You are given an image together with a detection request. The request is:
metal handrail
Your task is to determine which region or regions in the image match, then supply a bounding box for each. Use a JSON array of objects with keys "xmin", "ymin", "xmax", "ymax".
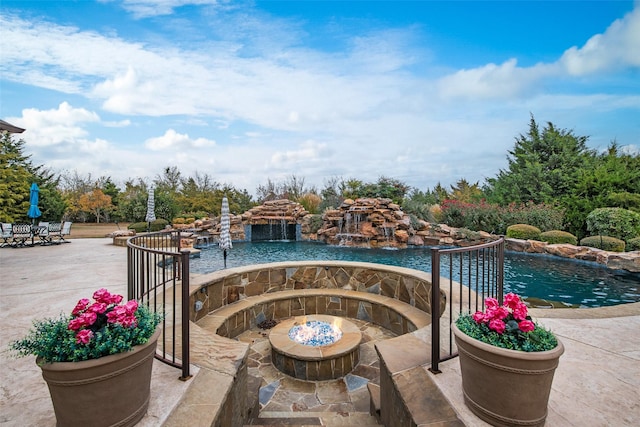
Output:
[
  {"xmin": 430, "ymin": 237, "xmax": 505, "ymax": 373},
  {"xmin": 127, "ymin": 230, "xmax": 191, "ymax": 380}
]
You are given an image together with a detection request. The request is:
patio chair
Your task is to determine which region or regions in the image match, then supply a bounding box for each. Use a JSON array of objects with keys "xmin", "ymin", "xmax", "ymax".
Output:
[
  {"xmin": 38, "ymin": 221, "xmax": 51, "ymax": 245},
  {"xmin": 47, "ymin": 222, "xmax": 63, "ymax": 244},
  {"xmin": 1, "ymin": 223, "xmax": 13, "ymax": 247},
  {"xmin": 59, "ymin": 221, "xmax": 72, "ymax": 243},
  {"xmin": 11, "ymin": 224, "xmax": 33, "ymax": 247}
]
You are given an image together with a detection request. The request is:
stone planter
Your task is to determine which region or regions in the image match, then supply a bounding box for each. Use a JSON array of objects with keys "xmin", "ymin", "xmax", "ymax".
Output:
[
  {"xmin": 38, "ymin": 329, "xmax": 160, "ymax": 427},
  {"xmin": 452, "ymin": 323, "xmax": 563, "ymax": 427}
]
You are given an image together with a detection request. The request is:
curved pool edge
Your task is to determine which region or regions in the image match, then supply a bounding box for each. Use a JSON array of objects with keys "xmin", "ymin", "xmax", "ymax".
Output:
[{"xmin": 530, "ymin": 300, "xmax": 640, "ymax": 318}]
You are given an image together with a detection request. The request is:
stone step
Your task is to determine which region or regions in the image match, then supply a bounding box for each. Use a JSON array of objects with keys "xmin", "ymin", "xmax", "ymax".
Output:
[
  {"xmin": 366, "ymin": 382, "xmax": 381, "ymax": 423},
  {"xmin": 249, "ymin": 412, "xmax": 381, "ymax": 426},
  {"xmin": 244, "ymin": 417, "xmax": 321, "ymax": 426}
]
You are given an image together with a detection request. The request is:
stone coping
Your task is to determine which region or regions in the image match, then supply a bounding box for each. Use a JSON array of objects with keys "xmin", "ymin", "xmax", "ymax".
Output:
[{"xmin": 189, "ymin": 259, "xmax": 434, "ymax": 289}]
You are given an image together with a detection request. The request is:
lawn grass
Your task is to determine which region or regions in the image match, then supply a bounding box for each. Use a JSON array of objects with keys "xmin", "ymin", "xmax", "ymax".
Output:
[{"xmin": 68, "ymin": 223, "xmax": 132, "ymax": 238}]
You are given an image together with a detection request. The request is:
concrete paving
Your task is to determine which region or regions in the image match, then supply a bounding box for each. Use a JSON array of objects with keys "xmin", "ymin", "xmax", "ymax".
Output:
[{"xmin": 1, "ymin": 238, "xmax": 639, "ymax": 426}]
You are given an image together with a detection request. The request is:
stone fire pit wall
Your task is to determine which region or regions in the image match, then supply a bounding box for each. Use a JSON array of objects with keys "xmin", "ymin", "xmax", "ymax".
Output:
[
  {"xmin": 187, "ymin": 261, "xmax": 448, "ymax": 427},
  {"xmin": 190, "ymin": 261, "xmax": 441, "ymax": 323}
]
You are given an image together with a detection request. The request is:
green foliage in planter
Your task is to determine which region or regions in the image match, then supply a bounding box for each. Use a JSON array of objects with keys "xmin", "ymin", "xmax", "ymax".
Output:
[
  {"xmin": 506, "ymin": 224, "xmax": 541, "ymax": 240},
  {"xmin": 580, "ymin": 235, "xmax": 626, "ymax": 252},
  {"xmin": 627, "ymin": 237, "xmax": 640, "ymax": 252},
  {"xmin": 10, "ymin": 305, "xmax": 163, "ymax": 363},
  {"xmin": 456, "ymin": 314, "xmax": 558, "ymax": 352},
  {"xmin": 586, "ymin": 207, "xmax": 640, "ymax": 242},
  {"xmin": 128, "ymin": 219, "xmax": 169, "ymax": 232},
  {"xmin": 539, "ymin": 230, "xmax": 578, "ymax": 245}
]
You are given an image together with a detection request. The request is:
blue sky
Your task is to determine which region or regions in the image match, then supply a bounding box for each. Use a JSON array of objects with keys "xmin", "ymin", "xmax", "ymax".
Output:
[{"xmin": 1, "ymin": 0, "xmax": 639, "ymax": 196}]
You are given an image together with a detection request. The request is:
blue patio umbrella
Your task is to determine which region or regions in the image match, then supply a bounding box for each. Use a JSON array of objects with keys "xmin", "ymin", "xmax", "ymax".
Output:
[{"xmin": 27, "ymin": 182, "xmax": 42, "ymax": 223}]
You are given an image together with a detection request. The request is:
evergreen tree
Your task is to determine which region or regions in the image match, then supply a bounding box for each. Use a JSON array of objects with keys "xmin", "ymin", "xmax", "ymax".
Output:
[
  {"xmin": 0, "ymin": 132, "xmax": 66, "ymax": 222},
  {"xmin": 484, "ymin": 116, "xmax": 592, "ymax": 205},
  {"xmin": 0, "ymin": 132, "xmax": 33, "ymax": 222}
]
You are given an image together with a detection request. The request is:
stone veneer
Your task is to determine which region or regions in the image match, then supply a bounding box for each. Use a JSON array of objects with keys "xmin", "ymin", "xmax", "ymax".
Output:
[{"xmin": 191, "ymin": 261, "xmax": 442, "ymax": 324}]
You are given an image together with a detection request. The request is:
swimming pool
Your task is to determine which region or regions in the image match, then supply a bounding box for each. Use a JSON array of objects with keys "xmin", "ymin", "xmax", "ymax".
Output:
[{"xmin": 189, "ymin": 241, "xmax": 640, "ymax": 308}]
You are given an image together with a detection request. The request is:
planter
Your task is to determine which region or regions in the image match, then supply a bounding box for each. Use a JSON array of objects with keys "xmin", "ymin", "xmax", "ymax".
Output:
[
  {"xmin": 38, "ymin": 329, "xmax": 160, "ymax": 427},
  {"xmin": 452, "ymin": 323, "xmax": 563, "ymax": 427}
]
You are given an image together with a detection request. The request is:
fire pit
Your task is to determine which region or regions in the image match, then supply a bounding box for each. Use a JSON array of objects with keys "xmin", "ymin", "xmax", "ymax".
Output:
[{"xmin": 269, "ymin": 314, "xmax": 362, "ymax": 380}]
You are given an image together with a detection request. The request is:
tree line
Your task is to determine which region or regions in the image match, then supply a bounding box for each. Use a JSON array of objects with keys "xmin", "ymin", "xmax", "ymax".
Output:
[{"xmin": 1, "ymin": 116, "xmax": 639, "ymax": 239}]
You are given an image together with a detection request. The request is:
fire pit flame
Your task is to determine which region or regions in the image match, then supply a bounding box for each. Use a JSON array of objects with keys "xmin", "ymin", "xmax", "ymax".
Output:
[{"xmin": 288, "ymin": 319, "xmax": 343, "ymax": 346}]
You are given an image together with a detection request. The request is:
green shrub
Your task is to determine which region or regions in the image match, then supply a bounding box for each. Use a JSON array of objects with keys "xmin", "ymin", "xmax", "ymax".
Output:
[
  {"xmin": 626, "ymin": 237, "xmax": 640, "ymax": 252},
  {"xmin": 539, "ymin": 230, "xmax": 578, "ymax": 245},
  {"xmin": 586, "ymin": 207, "xmax": 640, "ymax": 242},
  {"xmin": 128, "ymin": 219, "xmax": 169, "ymax": 232},
  {"xmin": 307, "ymin": 214, "xmax": 324, "ymax": 234},
  {"xmin": 506, "ymin": 224, "xmax": 541, "ymax": 240},
  {"xmin": 504, "ymin": 202, "xmax": 565, "ymax": 232},
  {"xmin": 438, "ymin": 200, "xmax": 563, "ymax": 235},
  {"xmin": 173, "ymin": 218, "xmax": 185, "ymax": 225},
  {"xmin": 579, "ymin": 235, "xmax": 626, "ymax": 252}
]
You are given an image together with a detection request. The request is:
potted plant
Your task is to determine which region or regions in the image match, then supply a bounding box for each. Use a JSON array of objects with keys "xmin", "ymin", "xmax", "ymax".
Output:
[
  {"xmin": 10, "ymin": 288, "xmax": 163, "ymax": 427},
  {"xmin": 452, "ymin": 293, "xmax": 563, "ymax": 427}
]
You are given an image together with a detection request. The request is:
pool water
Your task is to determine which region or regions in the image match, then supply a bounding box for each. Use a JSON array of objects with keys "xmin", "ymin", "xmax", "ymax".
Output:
[{"xmin": 189, "ymin": 241, "xmax": 640, "ymax": 308}]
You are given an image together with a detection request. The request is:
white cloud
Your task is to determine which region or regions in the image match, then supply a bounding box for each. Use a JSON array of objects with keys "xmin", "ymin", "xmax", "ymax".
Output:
[
  {"xmin": 104, "ymin": 0, "xmax": 220, "ymax": 19},
  {"xmin": 145, "ymin": 129, "xmax": 216, "ymax": 150},
  {"xmin": 10, "ymin": 102, "xmax": 100, "ymax": 147},
  {"xmin": 437, "ymin": 59, "xmax": 556, "ymax": 100},
  {"xmin": 560, "ymin": 6, "xmax": 640, "ymax": 75},
  {"xmin": 104, "ymin": 119, "xmax": 132, "ymax": 128},
  {"xmin": 269, "ymin": 140, "xmax": 331, "ymax": 167}
]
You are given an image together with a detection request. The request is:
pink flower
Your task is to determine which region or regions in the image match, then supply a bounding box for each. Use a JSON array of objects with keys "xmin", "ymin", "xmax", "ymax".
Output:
[
  {"xmin": 107, "ymin": 306, "xmax": 126, "ymax": 324},
  {"xmin": 72, "ymin": 298, "xmax": 90, "ymax": 316},
  {"xmin": 503, "ymin": 293, "xmax": 521, "ymax": 310},
  {"xmin": 485, "ymin": 297, "xmax": 499, "ymax": 310},
  {"xmin": 472, "ymin": 311, "xmax": 485, "ymax": 323},
  {"xmin": 489, "ymin": 318, "xmax": 506, "ymax": 334},
  {"xmin": 124, "ymin": 300, "xmax": 138, "ymax": 314},
  {"xmin": 109, "ymin": 294, "xmax": 123, "ymax": 304},
  {"xmin": 92, "ymin": 288, "xmax": 112, "ymax": 304},
  {"xmin": 88, "ymin": 302, "xmax": 108, "ymax": 314},
  {"xmin": 68, "ymin": 317, "xmax": 85, "ymax": 331},
  {"xmin": 81, "ymin": 311, "xmax": 97, "ymax": 326},
  {"xmin": 513, "ymin": 302, "xmax": 529, "ymax": 321},
  {"xmin": 76, "ymin": 329, "xmax": 94, "ymax": 345},
  {"xmin": 519, "ymin": 320, "xmax": 535, "ymax": 332},
  {"xmin": 485, "ymin": 306, "xmax": 509, "ymax": 322}
]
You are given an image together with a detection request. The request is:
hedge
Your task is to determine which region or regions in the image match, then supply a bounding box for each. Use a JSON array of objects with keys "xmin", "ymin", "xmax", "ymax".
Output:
[
  {"xmin": 626, "ymin": 237, "xmax": 640, "ymax": 252},
  {"xmin": 506, "ymin": 224, "xmax": 541, "ymax": 240},
  {"xmin": 539, "ymin": 230, "xmax": 578, "ymax": 245},
  {"xmin": 128, "ymin": 219, "xmax": 169, "ymax": 232},
  {"xmin": 579, "ymin": 235, "xmax": 626, "ymax": 252}
]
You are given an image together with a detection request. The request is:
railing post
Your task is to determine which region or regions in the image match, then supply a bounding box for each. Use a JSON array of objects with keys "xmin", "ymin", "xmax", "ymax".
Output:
[
  {"xmin": 179, "ymin": 249, "xmax": 192, "ymax": 381},
  {"xmin": 430, "ymin": 248, "xmax": 441, "ymax": 374}
]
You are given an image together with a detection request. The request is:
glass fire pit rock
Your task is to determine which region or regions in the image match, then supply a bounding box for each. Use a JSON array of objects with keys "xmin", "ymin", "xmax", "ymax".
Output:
[{"xmin": 269, "ymin": 315, "xmax": 362, "ymax": 381}]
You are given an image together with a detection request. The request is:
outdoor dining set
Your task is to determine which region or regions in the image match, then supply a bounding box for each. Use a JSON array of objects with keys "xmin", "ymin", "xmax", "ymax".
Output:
[{"xmin": 0, "ymin": 221, "xmax": 72, "ymax": 248}]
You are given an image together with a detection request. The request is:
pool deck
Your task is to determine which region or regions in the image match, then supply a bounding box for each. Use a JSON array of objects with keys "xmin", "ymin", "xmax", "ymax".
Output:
[{"xmin": 1, "ymin": 238, "xmax": 639, "ymax": 426}]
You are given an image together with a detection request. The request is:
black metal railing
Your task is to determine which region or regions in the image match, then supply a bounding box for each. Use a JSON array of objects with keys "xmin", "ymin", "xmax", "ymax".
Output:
[
  {"xmin": 127, "ymin": 231, "xmax": 191, "ymax": 380},
  {"xmin": 430, "ymin": 237, "xmax": 505, "ymax": 373}
]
